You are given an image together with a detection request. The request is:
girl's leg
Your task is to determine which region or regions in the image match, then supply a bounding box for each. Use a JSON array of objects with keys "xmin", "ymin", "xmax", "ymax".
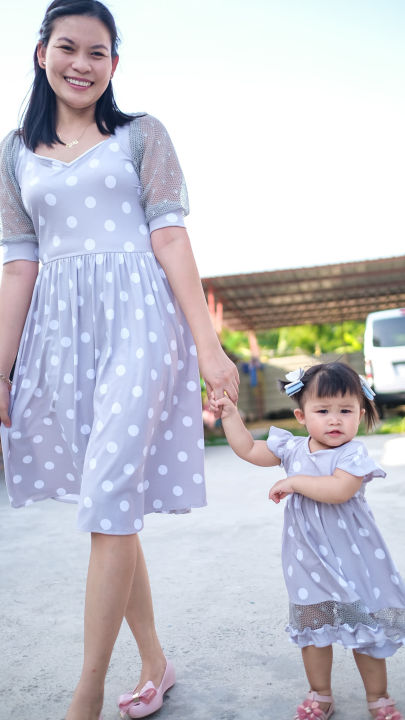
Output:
[
  {"xmin": 352, "ymin": 650, "xmax": 388, "ymax": 716},
  {"xmin": 124, "ymin": 534, "xmax": 167, "ymax": 690},
  {"xmin": 66, "ymin": 532, "xmax": 139, "ymax": 720},
  {"xmin": 301, "ymin": 645, "xmax": 334, "ymax": 713}
]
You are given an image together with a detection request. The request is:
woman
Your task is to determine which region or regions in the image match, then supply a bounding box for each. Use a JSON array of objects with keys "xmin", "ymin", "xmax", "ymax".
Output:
[{"xmin": 0, "ymin": 1, "xmax": 239, "ymax": 718}]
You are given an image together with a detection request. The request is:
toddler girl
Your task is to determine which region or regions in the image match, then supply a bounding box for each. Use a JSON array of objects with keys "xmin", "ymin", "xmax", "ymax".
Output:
[{"xmin": 212, "ymin": 362, "xmax": 405, "ymax": 720}]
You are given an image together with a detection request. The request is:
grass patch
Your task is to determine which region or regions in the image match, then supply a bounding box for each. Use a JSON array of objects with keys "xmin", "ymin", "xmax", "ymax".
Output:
[{"xmin": 377, "ymin": 416, "xmax": 405, "ymax": 434}]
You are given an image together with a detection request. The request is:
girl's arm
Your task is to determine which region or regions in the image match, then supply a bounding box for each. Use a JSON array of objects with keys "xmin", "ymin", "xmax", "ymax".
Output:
[
  {"xmin": 0, "ymin": 259, "xmax": 38, "ymax": 427},
  {"xmin": 211, "ymin": 394, "xmax": 281, "ymax": 467},
  {"xmin": 151, "ymin": 227, "xmax": 239, "ymax": 402},
  {"xmin": 269, "ymin": 469, "xmax": 363, "ymax": 504}
]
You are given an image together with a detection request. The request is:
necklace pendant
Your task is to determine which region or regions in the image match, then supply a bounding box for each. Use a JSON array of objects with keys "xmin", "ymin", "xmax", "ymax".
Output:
[{"xmin": 65, "ymin": 139, "xmax": 79, "ymax": 149}]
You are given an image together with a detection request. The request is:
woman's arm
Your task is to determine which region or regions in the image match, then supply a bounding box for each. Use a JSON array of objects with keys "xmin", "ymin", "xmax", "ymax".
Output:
[
  {"xmin": 0, "ymin": 259, "xmax": 38, "ymax": 426},
  {"xmin": 151, "ymin": 226, "xmax": 239, "ymax": 402},
  {"xmin": 269, "ymin": 469, "xmax": 363, "ymax": 504},
  {"xmin": 211, "ymin": 394, "xmax": 280, "ymax": 467}
]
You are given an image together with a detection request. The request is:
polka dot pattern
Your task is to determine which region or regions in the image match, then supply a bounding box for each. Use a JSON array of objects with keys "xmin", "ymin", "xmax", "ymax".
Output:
[
  {"xmin": 265, "ymin": 427, "xmax": 405, "ymax": 648},
  {"xmin": 4, "ymin": 121, "xmax": 205, "ymax": 536}
]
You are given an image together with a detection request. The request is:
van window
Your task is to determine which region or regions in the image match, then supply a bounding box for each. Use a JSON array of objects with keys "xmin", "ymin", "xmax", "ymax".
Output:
[{"xmin": 372, "ymin": 316, "xmax": 405, "ymax": 347}]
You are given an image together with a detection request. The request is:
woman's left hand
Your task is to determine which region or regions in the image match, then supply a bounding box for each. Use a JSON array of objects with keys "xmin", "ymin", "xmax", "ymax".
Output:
[{"xmin": 198, "ymin": 345, "xmax": 240, "ymax": 408}]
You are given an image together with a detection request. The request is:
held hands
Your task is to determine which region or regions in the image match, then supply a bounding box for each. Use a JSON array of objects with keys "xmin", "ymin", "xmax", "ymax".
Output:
[
  {"xmin": 209, "ymin": 392, "xmax": 238, "ymax": 419},
  {"xmin": 199, "ymin": 346, "xmax": 239, "ymax": 418}
]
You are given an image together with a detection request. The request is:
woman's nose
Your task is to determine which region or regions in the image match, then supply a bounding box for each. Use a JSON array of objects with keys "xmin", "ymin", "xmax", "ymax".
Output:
[{"xmin": 71, "ymin": 55, "xmax": 92, "ymax": 73}]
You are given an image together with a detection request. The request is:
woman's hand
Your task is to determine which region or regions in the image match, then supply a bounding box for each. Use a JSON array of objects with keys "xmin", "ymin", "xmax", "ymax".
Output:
[
  {"xmin": 198, "ymin": 345, "xmax": 239, "ymax": 406},
  {"xmin": 268, "ymin": 477, "xmax": 294, "ymax": 503},
  {"xmin": 209, "ymin": 392, "xmax": 238, "ymax": 419},
  {"xmin": 0, "ymin": 383, "xmax": 11, "ymax": 428}
]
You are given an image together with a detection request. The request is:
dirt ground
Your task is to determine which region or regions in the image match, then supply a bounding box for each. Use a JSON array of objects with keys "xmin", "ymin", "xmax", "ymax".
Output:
[{"xmin": 0, "ymin": 433, "xmax": 404, "ymax": 720}]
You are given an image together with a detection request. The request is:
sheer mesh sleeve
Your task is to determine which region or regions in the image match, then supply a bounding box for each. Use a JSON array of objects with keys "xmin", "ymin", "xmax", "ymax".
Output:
[
  {"xmin": 0, "ymin": 130, "xmax": 38, "ymax": 261},
  {"xmin": 128, "ymin": 114, "xmax": 189, "ymax": 225}
]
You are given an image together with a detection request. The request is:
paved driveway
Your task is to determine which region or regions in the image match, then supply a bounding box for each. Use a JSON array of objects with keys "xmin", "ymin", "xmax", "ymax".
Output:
[{"xmin": 0, "ymin": 434, "xmax": 404, "ymax": 719}]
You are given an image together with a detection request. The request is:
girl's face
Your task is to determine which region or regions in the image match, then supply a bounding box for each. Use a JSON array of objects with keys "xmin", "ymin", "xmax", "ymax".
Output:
[
  {"xmin": 37, "ymin": 14, "xmax": 119, "ymax": 115},
  {"xmin": 294, "ymin": 392, "xmax": 365, "ymax": 452}
]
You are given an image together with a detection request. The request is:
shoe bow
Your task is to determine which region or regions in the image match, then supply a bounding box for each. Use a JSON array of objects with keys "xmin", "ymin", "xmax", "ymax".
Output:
[
  {"xmin": 376, "ymin": 709, "xmax": 402, "ymax": 720},
  {"xmin": 118, "ymin": 682, "xmax": 157, "ymax": 715},
  {"xmin": 296, "ymin": 699, "xmax": 325, "ymax": 719}
]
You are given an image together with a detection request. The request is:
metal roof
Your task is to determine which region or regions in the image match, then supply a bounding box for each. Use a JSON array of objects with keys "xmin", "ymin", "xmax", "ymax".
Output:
[{"xmin": 202, "ymin": 255, "xmax": 405, "ymax": 331}]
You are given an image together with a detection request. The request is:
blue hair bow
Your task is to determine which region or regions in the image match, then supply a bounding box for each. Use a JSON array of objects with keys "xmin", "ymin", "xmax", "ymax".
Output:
[
  {"xmin": 359, "ymin": 375, "xmax": 375, "ymax": 401},
  {"xmin": 284, "ymin": 368, "xmax": 305, "ymax": 397}
]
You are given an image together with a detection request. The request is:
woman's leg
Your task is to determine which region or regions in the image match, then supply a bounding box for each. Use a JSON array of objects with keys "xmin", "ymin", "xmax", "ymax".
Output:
[
  {"xmin": 352, "ymin": 650, "xmax": 388, "ymax": 716},
  {"xmin": 66, "ymin": 532, "xmax": 139, "ymax": 720},
  {"xmin": 124, "ymin": 535, "xmax": 167, "ymax": 690},
  {"xmin": 301, "ymin": 645, "xmax": 334, "ymax": 713}
]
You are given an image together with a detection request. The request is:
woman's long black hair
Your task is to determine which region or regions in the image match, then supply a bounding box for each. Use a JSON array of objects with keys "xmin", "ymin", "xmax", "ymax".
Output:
[{"xmin": 21, "ymin": 0, "xmax": 135, "ymax": 150}]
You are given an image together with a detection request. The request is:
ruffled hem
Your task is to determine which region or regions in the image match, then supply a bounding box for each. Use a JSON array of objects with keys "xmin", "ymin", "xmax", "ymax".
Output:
[{"xmin": 287, "ymin": 621, "xmax": 405, "ymax": 658}]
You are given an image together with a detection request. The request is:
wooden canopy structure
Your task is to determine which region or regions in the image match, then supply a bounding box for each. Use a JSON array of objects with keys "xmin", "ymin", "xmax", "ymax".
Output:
[{"xmin": 202, "ymin": 255, "xmax": 405, "ymax": 332}]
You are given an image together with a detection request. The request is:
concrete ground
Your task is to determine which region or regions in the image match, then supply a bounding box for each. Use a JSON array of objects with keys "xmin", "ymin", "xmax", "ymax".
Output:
[{"xmin": 0, "ymin": 433, "xmax": 404, "ymax": 720}]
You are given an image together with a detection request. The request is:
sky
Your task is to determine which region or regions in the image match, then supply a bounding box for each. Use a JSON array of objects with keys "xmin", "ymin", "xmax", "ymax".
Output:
[{"xmin": 1, "ymin": 0, "xmax": 405, "ymax": 278}]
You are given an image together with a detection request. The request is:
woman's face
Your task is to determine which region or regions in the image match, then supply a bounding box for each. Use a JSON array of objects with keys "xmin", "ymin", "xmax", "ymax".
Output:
[{"xmin": 37, "ymin": 14, "xmax": 119, "ymax": 114}]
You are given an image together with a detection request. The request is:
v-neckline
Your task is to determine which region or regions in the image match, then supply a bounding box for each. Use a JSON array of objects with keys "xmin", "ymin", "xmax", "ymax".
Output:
[{"xmin": 31, "ymin": 138, "xmax": 110, "ymax": 167}]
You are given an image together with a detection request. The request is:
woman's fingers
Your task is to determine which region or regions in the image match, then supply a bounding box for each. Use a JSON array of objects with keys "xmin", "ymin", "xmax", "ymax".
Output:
[
  {"xmin": 0, "ymin": 407, "xmax": 11, "ymax": 427},
  {"xmin": 0, "ymin": 387, "xmax": 11, "ymax": 427}
]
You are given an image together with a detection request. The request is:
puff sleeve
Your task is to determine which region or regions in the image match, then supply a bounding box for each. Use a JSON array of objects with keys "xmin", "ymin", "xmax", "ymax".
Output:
[
  {"xmin": 128, "ymin": 114, "xmax": 189, "ymax": 232},
  {"xmin": 0, "ymin": 130, "xmax": 38, "ymax": 264},
  {"xmin": 267, "ymin": 426, "xmax": 297, "ymax": 463},
  {"xmin": 335, "ymin": 440, "xmax": 386, "ymax": 483}
]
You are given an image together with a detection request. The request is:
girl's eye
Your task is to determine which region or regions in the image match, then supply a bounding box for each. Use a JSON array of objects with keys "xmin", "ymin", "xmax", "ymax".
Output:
[
  {"xmin": 92, "ymin": 51, "xmax": 105, "ymax": 57},
  {"xmin": 341, "ymin": 409, "xmax": 351, "ymax": 414},
  {"xmin": 317, "ymin": 409, "xmax": 327, "ymax": 414},
  {"xmin": 59, "ymin": 45, "xmax": 73, "ymax": 51}
]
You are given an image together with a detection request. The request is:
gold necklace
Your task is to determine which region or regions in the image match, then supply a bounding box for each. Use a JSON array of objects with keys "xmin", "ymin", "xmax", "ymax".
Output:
[{"xmin": 58, "ymin": 123, "xmax": 93, "ymax": 149}]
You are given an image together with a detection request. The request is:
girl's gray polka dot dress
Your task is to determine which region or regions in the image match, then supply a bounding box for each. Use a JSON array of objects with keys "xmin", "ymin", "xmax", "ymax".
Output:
[
  {"xmin": 267, "ymin": 427, "xmax": 405, "ymax": 658},
  {"xmin": 0, "ymin": 117, "xmax": 206, "ymax": 534}
]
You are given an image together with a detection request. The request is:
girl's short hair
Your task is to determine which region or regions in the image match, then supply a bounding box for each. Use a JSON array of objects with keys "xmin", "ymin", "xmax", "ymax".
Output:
[
  {"xmin": 278, "ymin": 361, "xmax": 379, "ymax": 431},
  {"xmin": 21, "ymin": 0, "xmax": 135, "ymax": 150}
]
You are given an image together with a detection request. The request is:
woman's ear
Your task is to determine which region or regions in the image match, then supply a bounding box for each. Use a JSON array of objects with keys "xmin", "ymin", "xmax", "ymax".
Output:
[
  {"xmin": 294, "ymin": 407, "xmax": 306, "ymax": 425},
  {"xmin": 111, "ymin": 54, "xmax": 119, "ymax": 78},
  {"xmin": 37, "ymin": 42, "xmax": 47, "ymax": 69}
]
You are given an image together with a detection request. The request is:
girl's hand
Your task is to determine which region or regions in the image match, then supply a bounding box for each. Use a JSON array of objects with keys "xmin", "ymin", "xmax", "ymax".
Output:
[
  {"xmin": 199, "ymin": 346, "xmax": 239, "ymax": 418},
  {"xmin": 268, "ymin": 477, "xmax": 294, "ymax": 504},
  {"xmin": 209, "ymin": 392, "xmax": 237, "ymax": 419},
  {"xmin": 0, "ymin": 383, "xmax": 11, "ymax": 428}
]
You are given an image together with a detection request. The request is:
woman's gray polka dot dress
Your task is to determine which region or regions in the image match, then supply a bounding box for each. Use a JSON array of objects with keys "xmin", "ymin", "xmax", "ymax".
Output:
[
  {"xmin": 267, "ymin": 427, "xmax": 405, "ymax": 658},
  {"xmin": 1, "ymin": 119, "xmax": 206, "ymax": 534}
]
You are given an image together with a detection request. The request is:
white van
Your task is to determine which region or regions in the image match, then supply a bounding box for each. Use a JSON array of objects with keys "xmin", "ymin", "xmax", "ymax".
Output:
[{"xmin": 364, "ymin": 308, "xmax": 405, "ymax": 409}]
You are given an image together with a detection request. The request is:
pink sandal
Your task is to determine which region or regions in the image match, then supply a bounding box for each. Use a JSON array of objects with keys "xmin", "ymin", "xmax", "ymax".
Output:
[
  {"xmin": 368, "ymin": 697, "xmax": 404, "ymax": 720},
  {"xmin": 295, "ymin": 691, "xmax": 335, "ymax": 720}
]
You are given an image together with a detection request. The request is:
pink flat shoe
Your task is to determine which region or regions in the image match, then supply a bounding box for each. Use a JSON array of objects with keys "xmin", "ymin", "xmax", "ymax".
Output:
[
  {"xmin": 118, "ymin": 660, "xmax": 175, "ymax": 718},
  {"xmin": 368, "ymin": 696, "xmax": 404, "ymax": 720},
  {"xmin": 295, "ymin": 691, "xmax": 335, "ymax": 720}
]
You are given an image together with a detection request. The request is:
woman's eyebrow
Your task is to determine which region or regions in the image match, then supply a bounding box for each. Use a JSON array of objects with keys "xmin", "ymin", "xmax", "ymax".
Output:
[{"xmin": 55, "ymin": 36, "xmax": 75, "ymax": 43}]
